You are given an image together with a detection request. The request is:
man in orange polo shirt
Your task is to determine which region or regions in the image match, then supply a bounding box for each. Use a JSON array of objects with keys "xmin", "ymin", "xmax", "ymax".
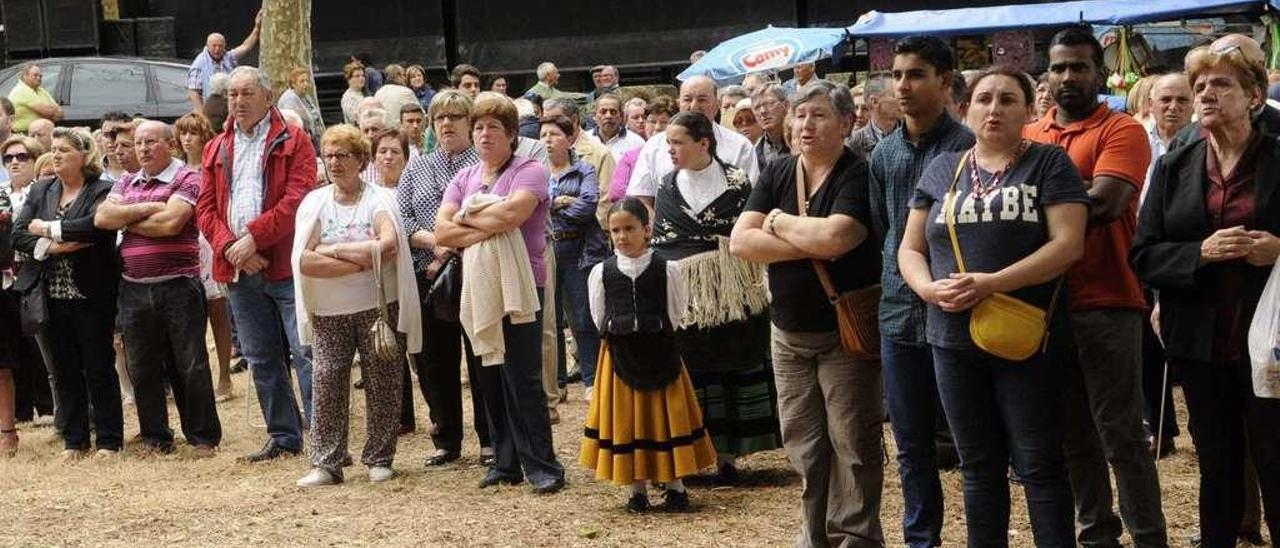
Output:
[{"xmin": 1024, "ymin": 25, "xmax": 1168, "ymax": 548}]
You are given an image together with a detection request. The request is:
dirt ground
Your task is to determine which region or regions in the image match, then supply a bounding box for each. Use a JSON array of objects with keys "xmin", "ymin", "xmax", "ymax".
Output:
[{"xmin": 0, "ymin": 352, "xmax": 1225, "ymax": 547}]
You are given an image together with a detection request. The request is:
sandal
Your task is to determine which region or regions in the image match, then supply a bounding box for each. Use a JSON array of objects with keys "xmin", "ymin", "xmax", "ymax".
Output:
[{"xmin": 0, "ymin": 429, "xmax": 17, "ymax": 458}]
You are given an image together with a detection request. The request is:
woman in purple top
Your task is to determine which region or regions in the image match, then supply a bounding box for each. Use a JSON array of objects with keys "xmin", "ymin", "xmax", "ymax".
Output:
[{"xmin": 435, "ymin": 91, "xmax": 565, "ymax": 494}]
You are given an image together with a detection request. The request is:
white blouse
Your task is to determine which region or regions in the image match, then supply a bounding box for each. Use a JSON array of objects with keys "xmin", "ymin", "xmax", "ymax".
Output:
[
  {"xmin": 676, "ymin": 161, "xmax": 728, "ymax": 216},
  {"xmin": 588, "ymin": 248, "xmax": 687, "ymax": 331}
]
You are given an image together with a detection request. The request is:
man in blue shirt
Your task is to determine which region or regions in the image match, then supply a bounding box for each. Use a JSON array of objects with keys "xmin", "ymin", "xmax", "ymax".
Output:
[{"xmin": 867, "ymin": 35, "xmax": 975, "ymax": 548}]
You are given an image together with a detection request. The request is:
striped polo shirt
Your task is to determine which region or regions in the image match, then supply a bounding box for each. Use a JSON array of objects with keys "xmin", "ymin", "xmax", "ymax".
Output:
[{"xmin": 109, "ymin": 158, "xmax": 202, "ymax": 282}]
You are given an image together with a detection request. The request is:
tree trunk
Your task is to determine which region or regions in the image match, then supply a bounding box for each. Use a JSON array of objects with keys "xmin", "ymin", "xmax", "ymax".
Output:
[{"xmin": 260, "ymin": 0, "xmax": 321, "ymax": 130}]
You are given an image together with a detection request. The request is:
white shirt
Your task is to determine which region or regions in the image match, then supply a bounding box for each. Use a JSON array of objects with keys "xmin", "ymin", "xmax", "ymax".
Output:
[
  {"xmin": 1141, "ymin": 123, "xmax": 1174, "ymax": 208},
  {"xmin": 627, "ymin": 122, "xmax": 758, "ymax": 199},
  {"xmin": 229, "ymin": 119, "xmax": 270, "ymax": 237},
  {"xmin": 588, "ymin": 248, "xmax": 686, "ymax": 331},
  {"xmin": 307, "ymin": 190, "xmax": 398, "ymax": 316},
  {"xmin": 594, "ymin": 126, "xmax": 646, "ymax": 161},
  {"xmin": 676, "ymin": 161, "xmax": 728, "ymax": 216}
]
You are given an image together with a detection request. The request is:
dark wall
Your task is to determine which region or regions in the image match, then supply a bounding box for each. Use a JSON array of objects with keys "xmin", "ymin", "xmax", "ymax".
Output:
[
  {"xmin": 455, "ymin": 1, "xmax": 798, "ymax": 75},
  {"xmin": 143, "ymin": 0, "xmax": 446, "ymax": 70}
]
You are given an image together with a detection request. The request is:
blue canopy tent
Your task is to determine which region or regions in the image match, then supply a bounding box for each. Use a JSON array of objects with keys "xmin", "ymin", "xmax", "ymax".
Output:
[
  {"xmin": 847, "ymin": 0, "xmax": 1280, "ymax": 37},
  {"xmin": 677, "ymin": 25, "xmax": 850, "ymax": 83}
]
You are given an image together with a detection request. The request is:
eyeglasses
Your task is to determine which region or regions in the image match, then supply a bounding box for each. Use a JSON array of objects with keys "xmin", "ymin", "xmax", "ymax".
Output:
[
  {"xmin": 322, "ymin": 151, "xmax": 355, "ymax": 162},
  {"xmin": 2, "ymin": 152, "xmax": 31, "ymax": 163}
]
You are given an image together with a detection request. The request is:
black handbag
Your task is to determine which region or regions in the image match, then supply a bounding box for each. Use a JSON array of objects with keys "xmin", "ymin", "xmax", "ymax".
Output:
[
  {"xmin": 428, "ymin": 254, "xmax": 462, "ymax": 321},
  {"xmin": 19, "ymin": 283, "xmax": 47, "ymax": 336}
]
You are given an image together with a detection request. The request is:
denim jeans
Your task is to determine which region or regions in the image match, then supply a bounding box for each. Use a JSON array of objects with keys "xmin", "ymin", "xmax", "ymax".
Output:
[
  {"xmin": 44, "ymin": 297, "xmax": 121, "ymax": 451},
  {"xmin": 881, "ymin": 337, "xmax": 944, "ymax": 548},
  {"xmin": 225, "ymin": 273, "xmax": 312, "ymax": 451},
  {"xmin": 554, "ymin": 248, "xmax": 599, "ymax": 387},
  {"xmin": 932, "ymin": 345, "xmax": 1075, "ymax": 548},
  {"xmin": 478, "ymin": 292, "xmax": 565, "ymax": 487},
  {"xmin": 119, "ymin": 277, "xmax": 222, "ymax": 448}
]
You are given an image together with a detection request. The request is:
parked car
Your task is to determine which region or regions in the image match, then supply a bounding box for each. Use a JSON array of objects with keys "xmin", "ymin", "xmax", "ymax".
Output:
[{"xmin": 0, "ymin": 56, "xmax": 193, "ymax": 128}]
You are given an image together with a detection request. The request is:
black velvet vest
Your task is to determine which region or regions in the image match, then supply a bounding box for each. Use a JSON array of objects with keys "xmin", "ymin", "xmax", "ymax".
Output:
[{"xmin": 600, "ymin": 255, "xmax": 682, "ymax": 390}]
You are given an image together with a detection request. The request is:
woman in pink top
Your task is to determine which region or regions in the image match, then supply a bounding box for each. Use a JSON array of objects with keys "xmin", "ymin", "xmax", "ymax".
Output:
[
  {"xmin": 435, "ymin": 92, "xmax": 565, "ymax": 495},
  {"xmin": 610, "ymin": 97, "xmax": 676, "ymax": 203}
]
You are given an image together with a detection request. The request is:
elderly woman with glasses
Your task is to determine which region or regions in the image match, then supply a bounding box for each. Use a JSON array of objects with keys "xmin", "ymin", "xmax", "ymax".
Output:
[
  {"xmin": 292, "ymin": 124, "xmax": 421, "ymax": 487},
  {"xmin": 1133, "ymin": 43, "xmax": 1280, "ymax": 547}
]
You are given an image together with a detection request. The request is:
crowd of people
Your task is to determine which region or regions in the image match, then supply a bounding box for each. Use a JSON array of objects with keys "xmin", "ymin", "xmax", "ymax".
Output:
[{"xmin": 1, "ymin": 14, "xmax": 1279, "ymax": 548}]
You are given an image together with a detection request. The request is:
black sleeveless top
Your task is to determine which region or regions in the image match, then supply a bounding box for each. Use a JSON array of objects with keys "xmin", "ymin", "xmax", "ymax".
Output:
[{"xmin": 600, "ymin": 255, "xmax": 683, "ymax": 390}]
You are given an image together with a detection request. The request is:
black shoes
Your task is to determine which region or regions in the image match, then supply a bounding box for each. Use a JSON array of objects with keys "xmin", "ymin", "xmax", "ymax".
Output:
[
  {"xmin": 1239, "ymin": 530, "xmax": 1267, "ymax": 546},
  {"xmin": 477, "ymin": 473, "xmax": 523, "ymax": 489},
  {"xmin": 424, "ymin": 450, "xmax": 460, "ymax": 467},
  {"xmin": 660, "ymin": 489, "xmax": 691, "ymax": 512},
  {"xmin": 237, "ymin": 440, "xmax": 301, "ymax": 463},
  {"xmin": 626, "ymin": 491, "xmax": 650, "ymax": 513},
  {"xmin": 712, "ymin": 462, "xmax": 739, "ymax": 486},
  {"xmin": 531, "ymin": 477, "xmax": 566, "ymax": 495}
]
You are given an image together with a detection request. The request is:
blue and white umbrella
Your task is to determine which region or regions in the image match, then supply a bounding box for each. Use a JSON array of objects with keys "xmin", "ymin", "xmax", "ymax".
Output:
[{"xmin": 677, "ymin": 25, "xmax": 850, "ymax": 84}]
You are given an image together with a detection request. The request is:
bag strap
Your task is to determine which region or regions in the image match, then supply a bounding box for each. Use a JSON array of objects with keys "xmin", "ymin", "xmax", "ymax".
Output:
[
  {"xmin": 943, "ymin": 151, "xmax": 970, "ymax": 274},
  {"xmin": 371, "ymin": 240, "xmax": 390, "ymax": 321},
  {"xmin": 796, "ymin": 158, "xmax": 841, "ymax": 302}
]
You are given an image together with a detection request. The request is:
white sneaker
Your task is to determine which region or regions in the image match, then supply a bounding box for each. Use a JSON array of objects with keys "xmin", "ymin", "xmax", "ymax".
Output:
[
  {"xmin": 296, "ymin": 468, "xmax": 340, "ymax": 487},
  {"xmin": 368, "ymin": 466, "xmax": 395, "ymax": 483},
  {"xmin": 584, "ymin": 387, "xmax": 594, "ymax": 403},
  {"xmin": 32, "ymin": 415, "xmax": 54, "ymax": 427}
]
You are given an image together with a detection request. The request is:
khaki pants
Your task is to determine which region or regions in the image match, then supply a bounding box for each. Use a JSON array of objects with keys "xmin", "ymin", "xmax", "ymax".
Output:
[
  {"xmin": 541, "ymin": 245, "xmax": 559, "ymax": 410},
  {"xmin": 771, "ymin": 326, "xmax": 884, "ymax": 548}
]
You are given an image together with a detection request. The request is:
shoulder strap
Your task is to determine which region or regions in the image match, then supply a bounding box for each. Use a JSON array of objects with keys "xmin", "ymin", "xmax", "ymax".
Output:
[
  {"xmin": 797, "ymin": 158, "xmax": 840, "ymax": 301},
  {"xmin": 943, "ymin": 151, "xmax": 971, "ymax": 274}
]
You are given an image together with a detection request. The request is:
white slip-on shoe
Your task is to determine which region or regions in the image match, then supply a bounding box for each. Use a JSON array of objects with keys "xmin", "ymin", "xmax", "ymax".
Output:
[
  {"xmin": 368, "ymin": 466, "xmax": 395, "ymax": 483},
  {"xmin": 296, "ymin": 468, "xmax": 340, "ymax": 487}
]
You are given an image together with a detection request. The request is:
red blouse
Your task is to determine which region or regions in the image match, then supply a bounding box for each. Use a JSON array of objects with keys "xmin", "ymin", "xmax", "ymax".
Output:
[{"xmin": 1204, "ymin": 136, "xmax": 1258, "ymax": 362}]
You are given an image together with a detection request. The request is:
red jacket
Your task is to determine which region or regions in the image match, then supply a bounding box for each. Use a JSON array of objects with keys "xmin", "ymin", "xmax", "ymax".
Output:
[{"xmin": 196, "ymin": 107, "xmax": 316, "ymax": 283}]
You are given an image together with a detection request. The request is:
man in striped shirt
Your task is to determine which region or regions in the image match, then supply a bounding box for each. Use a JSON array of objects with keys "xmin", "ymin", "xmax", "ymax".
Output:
[{"xmin": 94, "ymin": 120, "xmax": 221, "ymax": 457}]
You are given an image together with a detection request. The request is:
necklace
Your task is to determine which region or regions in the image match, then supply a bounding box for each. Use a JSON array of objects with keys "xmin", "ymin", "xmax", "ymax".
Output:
[
  {"xmin": 333, "ymin": 184, "xmax": 365, "ymax": 228},
  {"xmin": 969, "ymin": 140, "xmax": 1028, "ymax": 200}
]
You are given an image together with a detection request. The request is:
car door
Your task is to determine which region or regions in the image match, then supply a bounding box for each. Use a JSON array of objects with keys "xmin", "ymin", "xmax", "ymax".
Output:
[
  {"xmin": 65, "ymin": 61, "xmax": 151, "ymax": 126},
  {"xmin": 151, "ymin": 63, "xmax": 194, "ymax": 122}
]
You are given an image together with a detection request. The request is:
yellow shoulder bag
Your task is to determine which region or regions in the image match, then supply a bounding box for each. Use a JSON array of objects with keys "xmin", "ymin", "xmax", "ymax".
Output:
[{"xmin": 942, "ymin": 151, "xmax": 1061, "ymax": 362}]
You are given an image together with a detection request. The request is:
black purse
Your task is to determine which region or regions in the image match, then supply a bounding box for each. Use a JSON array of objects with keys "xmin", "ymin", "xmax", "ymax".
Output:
[
  {"xmin": 428, "ymin": 254, "xmax": 462, "ymax": 321},
  {"xmin": 19, "ymin": 283, "xmax": 47, "ymax": 336}
]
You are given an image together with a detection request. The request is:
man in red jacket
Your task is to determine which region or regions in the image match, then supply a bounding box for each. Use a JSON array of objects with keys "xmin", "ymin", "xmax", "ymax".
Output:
[{"xmin": 196, "ymin": 65, "xmax": 316, "ymax": 462}]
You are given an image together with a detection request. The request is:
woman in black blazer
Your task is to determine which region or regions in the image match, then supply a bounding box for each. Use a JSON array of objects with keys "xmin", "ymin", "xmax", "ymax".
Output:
[
  {"xmin": 12, "ymin": 127, "xmax": 121, "ymax": 460},
  {"xmin": 1131, "ymin": 46, "xmax": 1280, "ymax": 547}
]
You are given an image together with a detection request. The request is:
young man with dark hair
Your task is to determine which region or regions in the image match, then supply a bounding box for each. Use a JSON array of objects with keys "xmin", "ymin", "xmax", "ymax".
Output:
[
  {"xmin": 868, "ymin": 35, "xmax": 974, "ymax": 548},
  {"xmin": 1024, "ymin": 24, "xmax": 1168, "ymax": 548},
  {"xmin": 450, "ymin": 64, "xmax": 482, "ymax": 99}
]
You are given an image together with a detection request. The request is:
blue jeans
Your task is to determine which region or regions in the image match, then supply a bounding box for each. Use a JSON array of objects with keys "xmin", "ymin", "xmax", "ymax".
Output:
[
  {"xmin": 881, "ymin": 337, "xmax": 943, "ymax": 548},
  {"xmin": 554, "ymin": 252, "xmax": 598, "ymax": 386},
  {"xmin": 479, "ymin": 292, "xmax": 565, "ymax": 487},
  {"xmin": 933, "ymin": 345, "xmax": 1075, "ymax": 548},
  {"xmin": 225, "ymin": 273, "xmax": 312, "ymax": 451}
]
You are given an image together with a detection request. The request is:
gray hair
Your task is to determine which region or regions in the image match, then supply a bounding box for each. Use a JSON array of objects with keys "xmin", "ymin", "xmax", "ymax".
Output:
[
  {"xmin": 624, "ymin": 97, "xmax": 647, "ymax": 111},
  {"xmin": 790, "ymin": 80, "xmax": 855, "ymax": 119},
  {"xmin": 864, "ymin": 72, "xmax": 893, "ymax": 101},
  {"xmin": 544, "ymin": 97, "xmax": 580, "ymax": 122},
  {"xmin": 228, "ymin": 65, "xmax": 272, "ymax": 91},
  {"xmin": 360, "ymin": 108, "xmax": 389, "ymax": 128},
  {"xmin": 719, "ymin": 85, "xmax": 747, "ymax": 102},
  {"xmin": 536, "ymin": 62, "xmax": 557, "ymax": 80},
  {"xmin": 209, "ymin": 73, "xmax": 230, "ymax": 96},
  {"xmin": 751, "ymin": 83, "xmax": 788, "ymax": 104}
]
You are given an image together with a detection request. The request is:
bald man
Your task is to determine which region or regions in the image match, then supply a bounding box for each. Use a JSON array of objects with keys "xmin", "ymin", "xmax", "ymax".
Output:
[
  {"xmin": 186, "ymin": 10, "xmax": 263, "ymax": 111},
  {"xmin": 1141, "ymin": 73, "xmax": 1191, "ymax": 204},
  {"xmin": 626, "ymin": 75, "xmax": 759, "ymax": 207},
  {"xmin": 26, "ymin": 118, "xmax": 53, "ymax": 152},
  {"xmin": 1169, "ymin": 33, "xmax": 1280, "ymax": 150}
]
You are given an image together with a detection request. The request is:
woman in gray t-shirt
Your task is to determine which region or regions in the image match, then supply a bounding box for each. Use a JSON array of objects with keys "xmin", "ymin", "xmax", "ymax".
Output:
[{"xmin": 898, "ymin": 67, "xmax": 1088, "ymax": 546}]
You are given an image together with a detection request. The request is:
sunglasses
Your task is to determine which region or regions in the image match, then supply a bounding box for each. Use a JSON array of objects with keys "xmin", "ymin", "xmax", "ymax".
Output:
[{"xmin": 3, "ymin": 152, "xmax": 31, "ymax": 163}]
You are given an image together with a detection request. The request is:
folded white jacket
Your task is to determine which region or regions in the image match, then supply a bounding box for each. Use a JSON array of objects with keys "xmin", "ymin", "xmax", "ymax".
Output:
[{"xmin": 457, "ymin": 193, "xmax": 541, "ymax": 365}]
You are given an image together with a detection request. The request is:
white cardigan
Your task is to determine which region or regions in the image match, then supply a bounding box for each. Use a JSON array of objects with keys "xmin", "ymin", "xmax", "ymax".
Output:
[
  {"xmin": 457, "ymin": 192, "xmax": 541, "ymax": 365},
  {"xmin": 291, "ymin": 184, "xmax": 422, "ymax": 354}
]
